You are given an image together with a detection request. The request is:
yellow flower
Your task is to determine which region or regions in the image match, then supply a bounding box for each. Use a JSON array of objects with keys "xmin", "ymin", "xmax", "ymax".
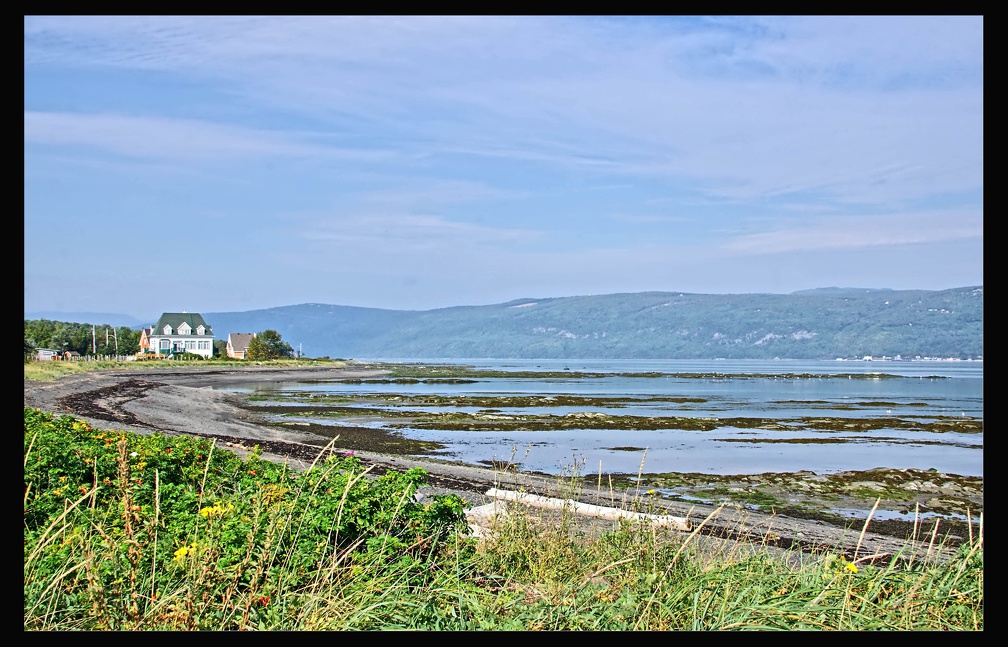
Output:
[
  {"xmin": 199, "ymin": 502, "xmax": 233, "ymax": 519},
  {"xmin": 173, "ymin": 545, "xmax": 191, "ymax": 563},
  {"xmin": 845, "ymin": 562, "xmax": 858, "ymax": 574}
]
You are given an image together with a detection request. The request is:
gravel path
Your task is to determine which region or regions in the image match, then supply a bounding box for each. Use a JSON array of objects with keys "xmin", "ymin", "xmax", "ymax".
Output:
[{"xmin": 24, "ymin": 364, "xmax": 968, "ymax": 564}]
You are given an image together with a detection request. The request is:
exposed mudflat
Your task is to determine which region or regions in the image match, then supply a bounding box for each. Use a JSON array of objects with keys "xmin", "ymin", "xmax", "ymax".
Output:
[{"xmin": 24, "ymin": 364, "xmax": 981, "ymax": 564}]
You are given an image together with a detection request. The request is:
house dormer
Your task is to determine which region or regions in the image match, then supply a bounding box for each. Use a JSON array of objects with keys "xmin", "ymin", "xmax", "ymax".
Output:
[
  {"xmin": 196, "ymin": 325, "xmax": 206, "ymax": 335},
  {"xmin": 178, "ymin": 322, "xmax": 192, "ymax": 335},
  {"xmin": 162, "ymin": 324, "xmax": 173, "ymax": 335}
]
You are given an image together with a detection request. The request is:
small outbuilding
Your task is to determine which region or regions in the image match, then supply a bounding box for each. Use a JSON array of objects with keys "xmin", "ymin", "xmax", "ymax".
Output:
[{"xmin": 226, "ymin": 332, "xmax": 257, "ymax": 359}]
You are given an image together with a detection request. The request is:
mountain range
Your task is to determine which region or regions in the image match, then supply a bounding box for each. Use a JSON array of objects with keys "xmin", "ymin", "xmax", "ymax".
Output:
[{"xmin": 27, "ymin": 286, "xmax": 983, "ymax": 360}]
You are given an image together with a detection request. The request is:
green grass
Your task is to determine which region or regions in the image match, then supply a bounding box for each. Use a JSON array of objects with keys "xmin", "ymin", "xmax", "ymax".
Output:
[
  {"xmin": 25, "ymin": 406, "xmax": 983, "ymax": 630},
  {"xmin": 23, "ymin": 356, "xmax": 352, "ymax": 382}
]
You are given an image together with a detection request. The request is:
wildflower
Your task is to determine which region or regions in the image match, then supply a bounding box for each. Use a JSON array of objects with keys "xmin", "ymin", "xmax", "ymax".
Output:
[
  {"xmin": 200, "ymin": 502, "xmax": 234, "ymax": 519},
  {"xmin": 845, "ymin": 561, "xmax": 858, "ymax": 574},
  {"xmin": 130, "ymin": 451, "xmax": 138, "ymax": 458},
  {"xmin": 173, "ymin": 545, "xmax": 192, "ymax": 563}
]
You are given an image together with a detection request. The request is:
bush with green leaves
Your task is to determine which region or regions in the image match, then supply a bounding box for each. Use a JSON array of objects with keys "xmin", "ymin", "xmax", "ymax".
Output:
[
  {"xmin": 23, "ymin": 406, "xmax": 983, "ymax": 630},
  {"xmin": 24, "ymin": 407, "xmax": 469, "ymax": 629},
  {"xmin": 246, "ymin": 329, "xmax": 294, "ymax": 360}
]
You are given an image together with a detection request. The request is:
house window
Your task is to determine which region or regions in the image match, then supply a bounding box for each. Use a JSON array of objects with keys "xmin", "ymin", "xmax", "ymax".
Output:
[
  {"xmin": 160, "ymin": 340, "xmax": 170, "ymax": 350},
  {"xmin": 163, "ymin": 325, "xmax": 173, "ymax": 335}
]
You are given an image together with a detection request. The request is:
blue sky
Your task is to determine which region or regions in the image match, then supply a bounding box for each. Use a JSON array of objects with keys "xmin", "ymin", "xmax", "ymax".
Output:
[{"xmin": 24, "ymin": 15, "xmax": 983, "ymax": 319}]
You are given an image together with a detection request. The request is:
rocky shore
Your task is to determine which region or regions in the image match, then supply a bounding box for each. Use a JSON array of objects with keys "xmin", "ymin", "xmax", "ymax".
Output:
[{"xmin": 24, "ymin": 364, "xmax": 979, "ymax": 563}]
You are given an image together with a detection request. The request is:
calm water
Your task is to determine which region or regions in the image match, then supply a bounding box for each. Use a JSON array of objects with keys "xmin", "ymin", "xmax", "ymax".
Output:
[{"xmin": 222, "ymin": 359, "xmax": 983, "ymax": 478}]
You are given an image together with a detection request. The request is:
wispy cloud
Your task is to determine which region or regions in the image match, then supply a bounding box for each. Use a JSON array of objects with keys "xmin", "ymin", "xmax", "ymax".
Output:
[
  {"xmin": 353, "ymin": 180, "xmax": 529, "ymax": 208},
  {"xmin": 303, "ymin": 213, "xmax": 540, "ymax": 250},
  {"xmin": 24, "ymin": 16, "xmax": 983, "ymax": 314},
  {"xmin": 24, "ymin": 16, "xmax": 982, "ymax": 202},
  {"xmin": 24, "ymin": 111, "xmax": 387, "ymax": 162},
  {"xmin": 721, "ymin": 211, "xmax": 983, "ymax": 255}
]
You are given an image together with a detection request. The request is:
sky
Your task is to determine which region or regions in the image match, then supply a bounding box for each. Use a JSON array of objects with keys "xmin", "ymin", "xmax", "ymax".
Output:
[{"xmin": 24, "ymin": 15, "xmax": 983, "ymax": 320}]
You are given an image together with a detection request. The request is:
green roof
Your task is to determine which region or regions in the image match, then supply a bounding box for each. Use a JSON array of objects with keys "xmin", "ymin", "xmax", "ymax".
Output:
[{"xmin": 152, "ymin": 312, "xmax": 212, "ymax": 335}]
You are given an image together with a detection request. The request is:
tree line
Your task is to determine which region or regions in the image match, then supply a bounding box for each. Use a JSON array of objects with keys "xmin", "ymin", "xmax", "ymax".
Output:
[
  {"xmin": 24, "ymin": 320, "xmax": 295, "ymax": 361},
  {"xmin": 24, "ymin": 319, "xmax": 142, "ymax": 358}
]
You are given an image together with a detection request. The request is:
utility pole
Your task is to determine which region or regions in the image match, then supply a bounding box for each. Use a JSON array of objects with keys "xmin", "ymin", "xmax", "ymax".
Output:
[
  {"xmin": 92, "ymin": 325, "xmax": 96, "ymax": 355},
  {"xmin": 113, "ymin": 327, "xmax": 118, "ymax": 353}
]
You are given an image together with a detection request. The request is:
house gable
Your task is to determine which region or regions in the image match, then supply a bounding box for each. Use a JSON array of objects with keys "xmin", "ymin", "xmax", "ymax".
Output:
[
  {"xmin": 226, "ymin": 332, "xmax": 256, "ymax": 359},
  {"xmin": 138, "ymin": 327, "xmax": 153, "ymax": 351}
]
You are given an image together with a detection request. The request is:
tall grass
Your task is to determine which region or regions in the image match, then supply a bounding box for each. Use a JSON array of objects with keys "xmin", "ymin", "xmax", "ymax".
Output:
[{"xmin": 24, "ymin": 407, "xmax": 982, "ymax": 630}]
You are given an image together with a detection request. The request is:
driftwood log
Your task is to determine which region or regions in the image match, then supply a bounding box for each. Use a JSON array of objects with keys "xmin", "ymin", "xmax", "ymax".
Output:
[{"xmin": 482, "ymin": 487, "xmax": 692, "ymax": 531}]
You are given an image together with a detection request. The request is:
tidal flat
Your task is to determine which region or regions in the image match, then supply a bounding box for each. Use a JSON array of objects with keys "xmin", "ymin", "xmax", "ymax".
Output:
[
  {"xmin": 24, "ymin": 359, "xmax": 982, "ymax": 549},
  {"xmin": 254, "ymin": 408, "xmax": 982, "ymax": 542},
  {"xmin": 239, "ymin": 361, "xmax": 982, "ymax": 536}
]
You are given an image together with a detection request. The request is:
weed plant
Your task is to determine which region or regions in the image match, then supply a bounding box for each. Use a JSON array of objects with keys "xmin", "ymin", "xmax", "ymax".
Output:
[{"xmin": 25, "ymin": 407, "xmax": 982, "ymax": 630}]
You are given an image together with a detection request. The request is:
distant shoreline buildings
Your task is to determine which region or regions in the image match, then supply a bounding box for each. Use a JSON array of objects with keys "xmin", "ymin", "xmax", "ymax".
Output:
[{"xmin": 835, "ymin": 356, "xmax": 982, "ymax": 362}]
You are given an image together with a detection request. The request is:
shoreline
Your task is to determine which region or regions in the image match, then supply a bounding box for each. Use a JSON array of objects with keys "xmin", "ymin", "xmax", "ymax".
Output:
[{"xmin": 24, "ymin": 363, "xmax": 978, "ymax": 561}]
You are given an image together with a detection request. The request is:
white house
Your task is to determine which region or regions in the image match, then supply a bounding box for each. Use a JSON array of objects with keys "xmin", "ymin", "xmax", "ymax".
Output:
[
  {"xmin": 148, "ymin": 311, "xmax": 214, "ymax": 359},
  {"xmin": 35, "ymin": 348, "xmax": 60, "ymax": 361}
]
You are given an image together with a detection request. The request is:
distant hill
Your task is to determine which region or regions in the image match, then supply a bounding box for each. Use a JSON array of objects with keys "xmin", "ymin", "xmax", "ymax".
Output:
[
  {"xmin": 789, "ymin": 287, "xmax": 896, "ymax": 297},
  {"xmin": 200, "ymin": 286, "xmax": 983, "ymax": 360},
  {"xmin": 23, "ymin": 312, "xmax": 151, "ymax": 329}
]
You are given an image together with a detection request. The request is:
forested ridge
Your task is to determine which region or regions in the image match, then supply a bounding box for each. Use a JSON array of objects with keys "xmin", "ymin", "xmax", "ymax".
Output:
[
  {"xmin": 27, "ymin": 286, "xmax": 983, "ymax": 360},
  {"xmin": 205, "ymin": 286, "xmax": 983, "ymax": 360}
]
